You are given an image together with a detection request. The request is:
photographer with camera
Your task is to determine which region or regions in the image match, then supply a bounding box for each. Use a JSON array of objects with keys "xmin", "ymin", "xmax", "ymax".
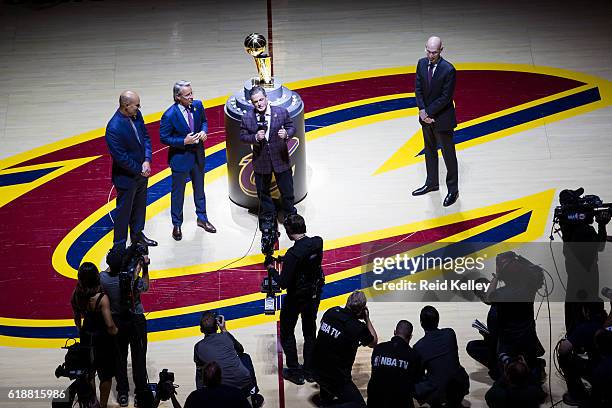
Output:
[
  {"xmin": 70, "ymin": 262, "xmax": 118, "ymax": 408},
  {"xmin": 101, "ymin": 244, "xmax": 150, "ymax": 407},
  {"xmin": 185, "ymin": 361, "xmax": 251, "ymax": 408},
  {"xmin": 264, "ymin": 214, "xmax": 324, "ymax": 385},
  {"xmin": 311, "ymin": 290, "xmax": 377, "ymax": 407},
  {"xmin": 557, "ymin": 188, "xmax": 611, "ymax": 332},
  {"xmin": 484, "ymin": 252, "xmax": 546, "ymax": 382},
  {"xmin": 194, "ymin": 311, "xmax": 264, "ymax": 407}
]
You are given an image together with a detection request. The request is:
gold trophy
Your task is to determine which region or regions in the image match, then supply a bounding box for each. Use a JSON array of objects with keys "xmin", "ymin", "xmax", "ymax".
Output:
[{"xmin": 244, "ymin": 33, "xmax": 273, "ymax": 87}]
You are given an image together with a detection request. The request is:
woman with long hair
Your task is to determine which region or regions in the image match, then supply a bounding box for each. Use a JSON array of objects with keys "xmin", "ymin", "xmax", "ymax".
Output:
[{"xmin": 71, "ymin": 262, "xmax": 118, "ymax": 408}]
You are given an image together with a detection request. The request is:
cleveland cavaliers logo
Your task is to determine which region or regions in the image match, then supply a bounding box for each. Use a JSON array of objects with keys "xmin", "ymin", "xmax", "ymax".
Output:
[
  {"xmin": 238, "ymin": 137, "xmax": 301, "ymax": 197},
  {"xmin": 1, "ymin": 64, "xmax": 609, "ymax": 347}
]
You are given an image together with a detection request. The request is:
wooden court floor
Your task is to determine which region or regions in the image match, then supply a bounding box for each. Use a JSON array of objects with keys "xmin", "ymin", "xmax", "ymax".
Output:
[{"xmin": 0, "ymin": 0, "xmax": 611, "ymax": 407}]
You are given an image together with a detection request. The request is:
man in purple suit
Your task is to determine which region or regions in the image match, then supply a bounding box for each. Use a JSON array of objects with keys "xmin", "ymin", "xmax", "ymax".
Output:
[
  {"xmin": 160, "ymin": 81, "xmax": 216, "ymax": 241},
  {"xmin": 240, "ymin": 86, "xmax": 297, "ymax": 222}
]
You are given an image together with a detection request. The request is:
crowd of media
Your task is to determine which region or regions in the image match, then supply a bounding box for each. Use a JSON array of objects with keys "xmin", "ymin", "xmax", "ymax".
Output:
[{"xmin": 55, "ymin": 189, "xmax": 612, "ymax": 408}]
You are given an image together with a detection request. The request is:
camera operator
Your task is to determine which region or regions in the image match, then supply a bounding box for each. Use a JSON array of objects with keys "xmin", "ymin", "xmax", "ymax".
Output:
[
  {"xmin": 71, "ymin": 262, "xmax": 118, "ymax": 408},
  {"xmin": 366, "ymin": 320, "xmax": 423, "ymax": 408},
  {"xmin": 101, "ymin": 244, "xmax": 150, "ymax": 407},
  {"xmin": 413, "ymin": 305, "xmax": 469, "ymax": 408},
  {"xmin": 194, "ymin": 311, "xmax": 264, "ymax": 408},
  {"xmin": 557, "ymin": 302, "xmax": 607, "ymax": 406},
  {"xmin": 264, "ymin": 214, "xmax": 324, "ymax": 385},
  {"xmin": 311, "ymin": 290, "xmax": 378, "ymax": 407},
  {"xmin": 558, "ymin": 188, "xmax": 610, "ymax": 332},
  {"xmin": 484, "ymin": 355, "xmax": 546, "ymax": 408},
  {"xmin": 185, "ymin": 361, "xmax": 251, "ymax": 408},
  {"xmin": 484, "ymin": 252, "xmax": 546, "ymax": 381}
]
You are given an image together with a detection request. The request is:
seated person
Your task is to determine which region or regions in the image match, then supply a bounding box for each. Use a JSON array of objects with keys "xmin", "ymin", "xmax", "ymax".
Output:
[
  {"xmin": 466, "ymin": 302, "xmax": 499, "ymax": 380},
  {"xmin": 587, "ymin": 328, "xmax": 612, "ymax": 407},
  {"xmin": 367, "ymin": 320, "xmax": 423, "ymax": 408},
  {"xmin": 413, "ymin": 306, "xmax": 469, "ymax": 408},
  {"xmin": 194, "ymin": 311, "xmax": 264, "ymax": 408},
  {"xmin": 558, "ymin": 303, "xmax": 607, "ymax": 406},
  {"xmin": 485, "ymin": 355, "xmax": 546, "ymax": 408},
  {"xmin": 184, "ymin": 361, "xmax": 251, "ymax": 408}
]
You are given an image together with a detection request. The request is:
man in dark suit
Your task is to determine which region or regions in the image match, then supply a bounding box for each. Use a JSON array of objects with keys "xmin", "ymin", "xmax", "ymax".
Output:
[
  {"xmin": 414, "ymin": 306, "xmax": 469, "ymax": 408},
  {"xmin": 413, "ymin": 36, "xmax": 459, "ymax": 207},
  {"xmin": 240, "ymin": 86, "xmax": 297, "ymax": 223},
  {"xmin": 160, "ymin": 80, "xmax": 216, "ymax": 241},
  {"xmin": 105, "ymin": 90, "xmax": 157, "ymax": 249}
]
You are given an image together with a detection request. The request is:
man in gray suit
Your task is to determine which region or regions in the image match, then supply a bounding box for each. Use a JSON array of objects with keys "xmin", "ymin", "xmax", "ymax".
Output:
[{"xmin": 412, "ymin": 36, "xmax": 459, "ymax": 207}]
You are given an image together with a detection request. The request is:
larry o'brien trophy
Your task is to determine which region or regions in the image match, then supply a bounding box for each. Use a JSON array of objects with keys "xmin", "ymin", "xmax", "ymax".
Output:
[{"xmin": 224, "ymin": 33, "xmax": 307, "ymax": 212}]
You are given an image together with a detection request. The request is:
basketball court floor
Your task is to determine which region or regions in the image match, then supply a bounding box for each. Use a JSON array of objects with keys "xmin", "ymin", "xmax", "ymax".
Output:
[{"xmin": 0, "ymin": 0, "xmax": 611, "ymax": 406}]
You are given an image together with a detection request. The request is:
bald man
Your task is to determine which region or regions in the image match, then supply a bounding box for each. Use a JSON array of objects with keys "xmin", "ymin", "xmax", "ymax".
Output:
[
  {"xmin": 105, "ymin": 91, "xmax": 157, "ymax": 249},
  {"xmin": 413, "ymin": 36, "xmax": 459, "ymax": 207}
]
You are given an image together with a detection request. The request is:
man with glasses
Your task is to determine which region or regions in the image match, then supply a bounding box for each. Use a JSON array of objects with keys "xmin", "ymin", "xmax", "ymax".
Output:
[
  {"xmin": 105, "ymin": 90, "xmax": 157, "ymax": 249},
  {"xmin": 412, "ymin": 36, "xmax": 459, "ymax": 207},
  {"xmin": 160, "ymin": 80, "xmax": 217, "ymax": 241}
]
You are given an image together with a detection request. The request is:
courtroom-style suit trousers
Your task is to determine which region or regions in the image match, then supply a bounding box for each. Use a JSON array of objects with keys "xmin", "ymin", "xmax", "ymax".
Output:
[
  {"xmin": 114, "ymin": 175, "xmax": 148, "ymax": 248},
  {"xmin": 170, "ymin": 153, "xmax": 207, "ymax": 226},
  {"xmin": 254, "ymin": 169, "xmax": 296, "ymax": 219},
  {"xmin": 422, "ymin": 124, "xmax": 459, "ymax": 193}
]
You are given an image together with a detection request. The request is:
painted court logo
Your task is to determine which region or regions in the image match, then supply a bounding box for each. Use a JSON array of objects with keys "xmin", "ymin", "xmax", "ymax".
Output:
[
  {"xmin": 0, "ymin": 64, "xmax": 609, "ymax": 347},
  {"xmin": 238, "ymin": 137, "xmax": 300, "ymax": 197}
]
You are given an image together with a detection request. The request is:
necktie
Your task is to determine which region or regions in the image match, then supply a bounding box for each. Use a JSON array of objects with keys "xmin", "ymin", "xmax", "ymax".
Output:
[
  {"xmin": 427, "ymin": 64, "xmax": 434, "ymax": 85},
  {"xmin": 129, "ymin": 118, "xmax": 141, "ymax": 144},
  {"xmin": 187, "ymin": 109, "xmax": 194, "ymax": 133}
]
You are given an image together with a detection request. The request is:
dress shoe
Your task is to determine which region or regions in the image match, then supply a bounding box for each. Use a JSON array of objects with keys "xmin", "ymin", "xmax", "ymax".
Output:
[
  {"xmin": 443, "ymin": 191, "xmax": 459, "ymax": 207},
  {"xmin": 412, "ymin": 184, "xmax": 439, "ymax": 196},
  {"xmin": 282, "ymin": 367, "xmax": 305, "ymax": 385},
  {"xmin": 138, "ymin": 233, "xmax": 158, "ymax": 247},
  {"xmin": 197, "ymin": 219, "xmax": 217, "ymax": 233},
  {"xmin": 172, "ymin": 225, "xmax": 182, "ymax": 241}
]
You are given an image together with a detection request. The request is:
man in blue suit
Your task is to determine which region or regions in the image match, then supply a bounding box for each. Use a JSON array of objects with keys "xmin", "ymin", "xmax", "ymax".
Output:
[
  {"xmin": 413, "ymin": 36, "xmax": 459, "ymax": 207},
  {"xmin": 105, "ymin": 90, "xmax": 157, "ymax": 249},
  {"xmin": 160, "ymin": 81, "xmax": 216, "ymax": 241}
]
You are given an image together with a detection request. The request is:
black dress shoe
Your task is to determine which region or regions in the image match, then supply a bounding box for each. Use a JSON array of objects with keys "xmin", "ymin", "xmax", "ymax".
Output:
[
  {"xmin": 443, "ymin": 191, "xmax": 459, "ymax": 207},
  {"xmin": 197, "ymin": 219, "xmax": 217, "ymax": 233},
  {"xmin": 138, "ymin": 233, "xmax": 158, "ymax": 247},
  {"xmin": 172, "ymin": 225, "xmax": 182, "ymax": 241},
  {"xmin": 412, "ymin": 184, "xmax": 439, "ymax": 196}
]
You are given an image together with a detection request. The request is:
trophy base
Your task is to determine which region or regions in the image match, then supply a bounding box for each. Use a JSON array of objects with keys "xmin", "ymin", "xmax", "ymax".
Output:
[{"xmin": 251, "ymin": 76, "xmax": 275, "ymax": 88}]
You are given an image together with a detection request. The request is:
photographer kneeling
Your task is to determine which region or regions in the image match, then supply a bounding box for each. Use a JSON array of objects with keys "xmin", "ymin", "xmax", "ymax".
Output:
[
  {"xmin": 194, "ymin": 311, "xmax": 264, "ymax": 408},
  {"xmin": 312, "ymin": 290, "xmax": 378, "ymax": 407},
  {"xmin": 265, "ymin": 214, "xmax": 324, "ymax": 385},
  {"xmin": 485, "ymin": 251, "xmax": 546, "ymax": 382},
  {"xmin": 102, "ymin": 244, "xmax": 150, "ymax": 407}
]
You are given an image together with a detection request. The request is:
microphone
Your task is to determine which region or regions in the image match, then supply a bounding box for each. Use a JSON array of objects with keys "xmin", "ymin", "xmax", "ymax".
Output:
[{"xmin": 256, "ymin": 113, "xmax": 268, "ymax": 143}]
